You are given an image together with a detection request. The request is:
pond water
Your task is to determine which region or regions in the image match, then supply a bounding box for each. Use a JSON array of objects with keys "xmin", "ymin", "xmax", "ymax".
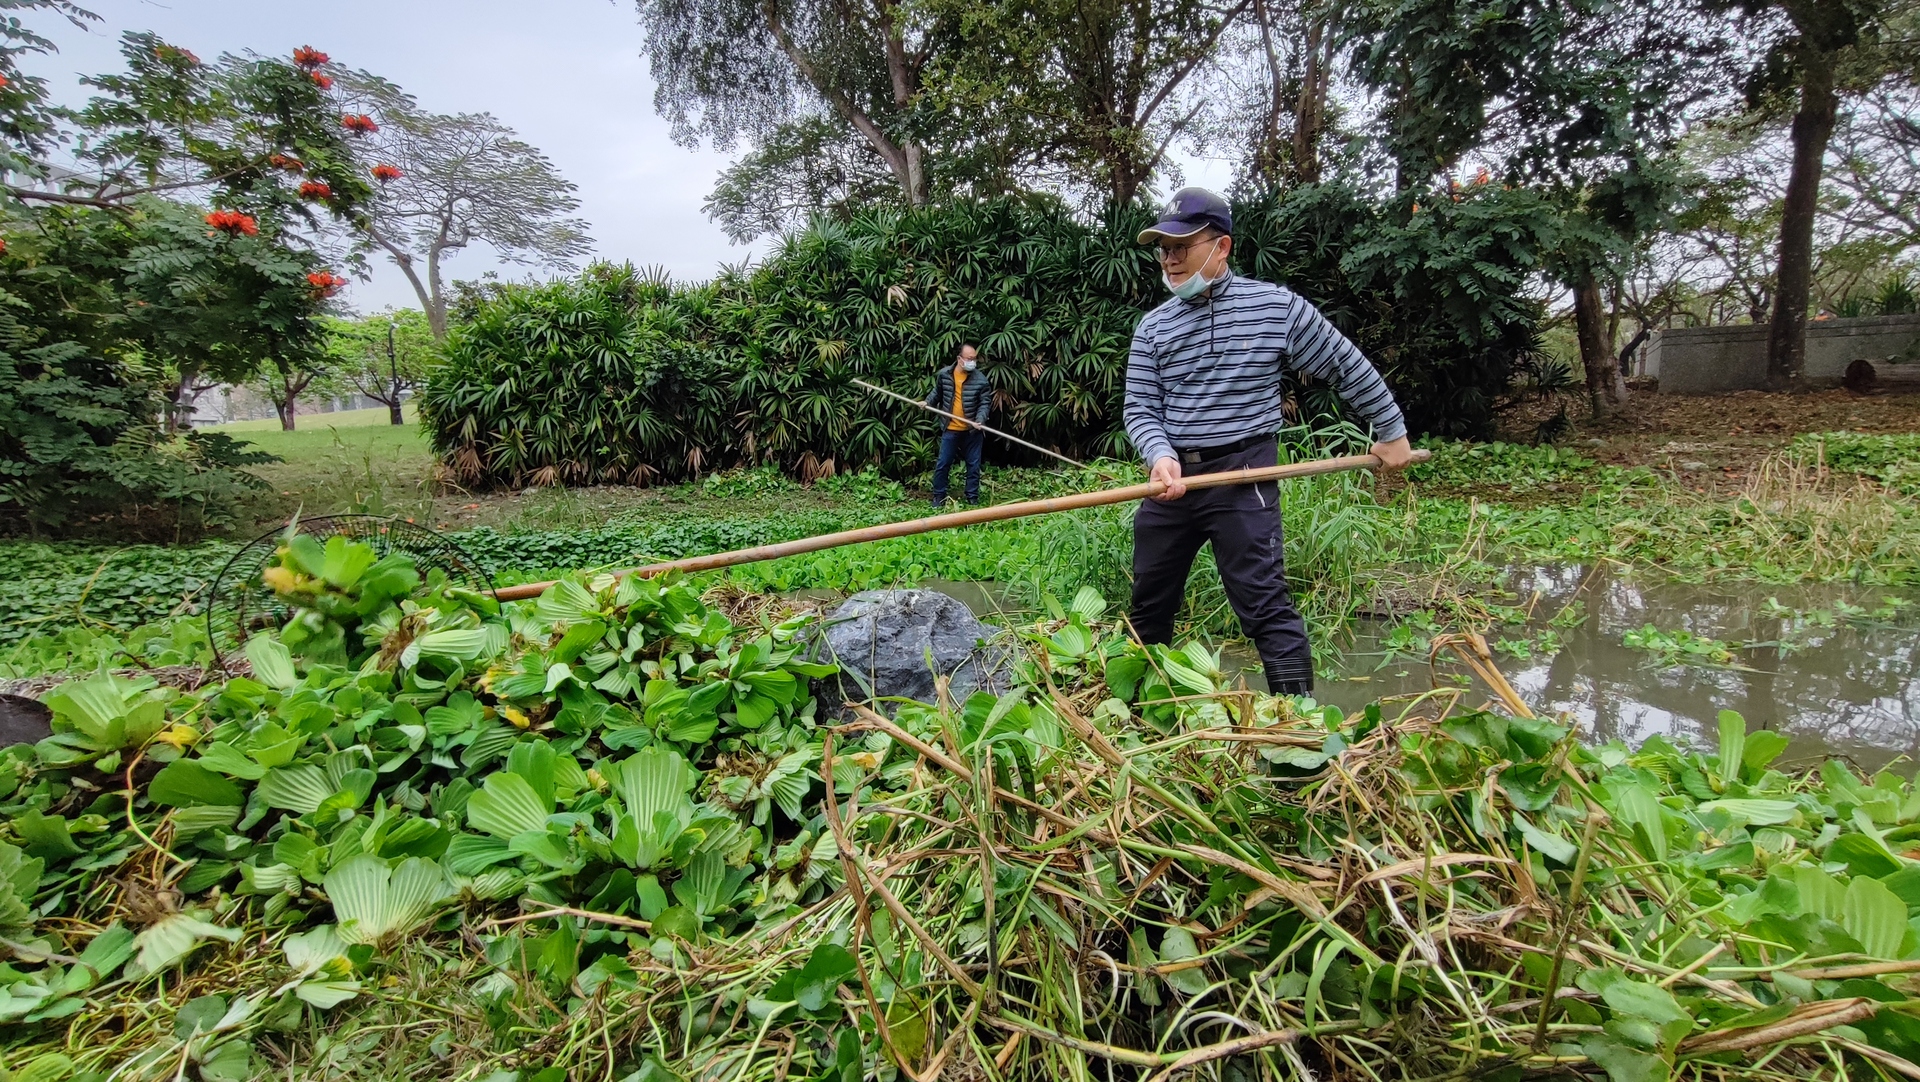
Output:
[{"xmin": 913, "ymin": 570, "xmax": 1920, "ymax": 769}]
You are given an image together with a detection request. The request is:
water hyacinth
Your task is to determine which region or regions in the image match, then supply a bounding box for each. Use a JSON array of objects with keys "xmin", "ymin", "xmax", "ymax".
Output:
[{"xmin": 4, "ymin": 534, "xmax": 1920, "ymax": 1079}]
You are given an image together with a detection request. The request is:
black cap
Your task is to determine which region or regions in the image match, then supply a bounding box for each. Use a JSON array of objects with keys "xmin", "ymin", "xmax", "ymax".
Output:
[{"xmin": 1138, "ymin": 187, "xmax": 1232, "ymax": 244}]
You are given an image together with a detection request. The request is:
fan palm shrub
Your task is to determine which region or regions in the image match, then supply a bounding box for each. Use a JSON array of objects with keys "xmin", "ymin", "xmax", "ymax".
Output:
[{"xmin": 424, "ymin": 188, "xmax": 1548, "ymax": 488}]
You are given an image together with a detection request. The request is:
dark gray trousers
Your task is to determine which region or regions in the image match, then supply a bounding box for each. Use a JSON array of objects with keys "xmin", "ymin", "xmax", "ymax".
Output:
[{"xmin": 1129, "ymin": 440, "xmax": 1313, "ymax": 693}]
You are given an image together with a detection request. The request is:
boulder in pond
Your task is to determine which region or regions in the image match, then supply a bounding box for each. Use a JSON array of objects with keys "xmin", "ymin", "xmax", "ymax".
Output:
[
  {"xmin": 0, "ymin": 694, "xmax": 51, "ymax": 748},
  {"xmin": 812, "ymin": 589, "xmax": 1014, "ymax": 712}
]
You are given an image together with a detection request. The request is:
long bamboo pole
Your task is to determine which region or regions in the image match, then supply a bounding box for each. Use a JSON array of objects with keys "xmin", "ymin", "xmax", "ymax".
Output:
[
  {"xmin": 850, "ymin": 377, "xmax": 1118, "ymax": 481},
  {"xmin": 492, "ymin": 449, "xmax": 1427, "ymax": 601}
]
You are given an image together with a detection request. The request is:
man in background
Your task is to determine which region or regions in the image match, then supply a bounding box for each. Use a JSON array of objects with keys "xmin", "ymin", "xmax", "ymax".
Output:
[
  {"xmin": 926, "ymin": 343, "xmax": 990, "ymax": 507},
  {"xmin": 1124, "ymin": 188, "xmax": 1414, "ymax": 697}
]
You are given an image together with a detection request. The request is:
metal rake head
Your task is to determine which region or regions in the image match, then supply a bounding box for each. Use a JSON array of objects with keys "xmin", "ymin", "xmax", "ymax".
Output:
[{"xmin": 205, "ymin": 515, "xmax": 495, "ymax": 670}]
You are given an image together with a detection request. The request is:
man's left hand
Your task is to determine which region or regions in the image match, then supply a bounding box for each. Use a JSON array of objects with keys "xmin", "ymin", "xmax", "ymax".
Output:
[{"xmin": 1371, "ymin": 437, "xmax": 1415, "ymax": 470}]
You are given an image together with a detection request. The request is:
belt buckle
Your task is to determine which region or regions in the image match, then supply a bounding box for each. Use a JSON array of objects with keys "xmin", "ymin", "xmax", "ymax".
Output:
[{"xmin": 1179, "ymin": 449, "xmax": 1202, "ymax": 465}]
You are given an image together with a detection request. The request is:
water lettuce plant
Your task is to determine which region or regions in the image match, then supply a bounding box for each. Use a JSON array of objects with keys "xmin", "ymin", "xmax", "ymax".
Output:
[{"xmin": 5, "ymin": 535, "xmax": 1920, "ymax": 1081}]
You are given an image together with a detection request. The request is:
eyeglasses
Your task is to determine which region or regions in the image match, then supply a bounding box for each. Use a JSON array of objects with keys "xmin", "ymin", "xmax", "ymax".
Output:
[{"xmin": 1155, "ymin": 237, "xmax": 1213, "ymax": 263}]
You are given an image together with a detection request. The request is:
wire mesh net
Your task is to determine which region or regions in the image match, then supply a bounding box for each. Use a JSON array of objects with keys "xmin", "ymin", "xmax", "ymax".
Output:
[{"xmin": 205, "ymin": 515, "xmax": 495, "ymax": 669}]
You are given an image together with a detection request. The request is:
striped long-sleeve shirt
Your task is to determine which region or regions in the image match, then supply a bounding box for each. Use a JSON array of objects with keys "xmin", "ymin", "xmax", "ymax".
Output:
[{"xmin": 1123, "ymin": 272, "xmax": 1408, "ymax": 467}]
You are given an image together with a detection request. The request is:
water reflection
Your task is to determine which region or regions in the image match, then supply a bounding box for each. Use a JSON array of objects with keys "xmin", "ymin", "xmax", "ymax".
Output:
[
  {"xmin": 905, "ymin": 570, "xmax": 1920, "ymax": 768},
  {"xmin": 1316, "ymin": 566, "xmax": 1920, "ymax": 767}
]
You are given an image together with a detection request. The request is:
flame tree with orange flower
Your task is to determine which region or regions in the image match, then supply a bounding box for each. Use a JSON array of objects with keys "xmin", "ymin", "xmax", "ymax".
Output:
[{"xmin": 0, "ymin": 5, "xmax": 375, "ymax": 533}]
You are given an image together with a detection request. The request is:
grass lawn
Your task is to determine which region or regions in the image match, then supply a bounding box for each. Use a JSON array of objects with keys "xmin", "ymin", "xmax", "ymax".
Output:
[
  {"xmin": 209, "ymin": 403, "xmax": 418, "ymax": 432},
  {"xmin": 217, "ymin": 414, "xmax": 441, "ymax": 533}
]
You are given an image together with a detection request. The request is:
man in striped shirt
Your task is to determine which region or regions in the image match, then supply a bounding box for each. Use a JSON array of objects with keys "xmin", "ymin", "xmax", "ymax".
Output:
[{"xmin": 1124, "ymin": 187, "xmax": 1414, "ymax": 697}]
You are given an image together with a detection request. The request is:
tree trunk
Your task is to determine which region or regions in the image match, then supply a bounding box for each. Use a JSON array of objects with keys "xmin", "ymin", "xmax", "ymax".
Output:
[
  {"xmin": 1574, "ymin": 272, "xmax": 1625, "ymax": 418},
  {"xmin": 1290, "ymin": 12, "xmax": 1329, "ymax": 184},
  {"xmin": 1766, "ymin": 47, "xmax": 1837, "ymax": 391},
  {"xmin": 389, "ymin": 397, "xmax": 405, "ymax": 426},
  {"xmin": 765, "ymin": 0, "xmax": 922, "ymax": 206},
  {"xmin": 276, "ymin": 396, "xmax": 297, "ymax": 431}
]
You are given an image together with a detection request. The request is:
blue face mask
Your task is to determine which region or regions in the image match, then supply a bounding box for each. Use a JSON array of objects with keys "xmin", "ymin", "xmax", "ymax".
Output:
[{"xmin": 1162, "ymin": 239, "xmax": 1223, "ymax": 300}]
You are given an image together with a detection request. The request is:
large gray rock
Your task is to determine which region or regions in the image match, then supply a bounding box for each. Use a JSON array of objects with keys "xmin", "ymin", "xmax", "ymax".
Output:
[
  {"xmin": 813, "ymin": 589, "xmax": 1014, "ymax": 711},
  {"xmin": 0, "ymin": 694, "xmax": 51, "ymax": 748}
]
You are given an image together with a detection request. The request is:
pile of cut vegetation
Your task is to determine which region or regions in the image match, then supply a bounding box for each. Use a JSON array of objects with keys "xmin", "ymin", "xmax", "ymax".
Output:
[{"xmin": 5, "ymin": 533, "xmax": 1920, "ymax": 1081}]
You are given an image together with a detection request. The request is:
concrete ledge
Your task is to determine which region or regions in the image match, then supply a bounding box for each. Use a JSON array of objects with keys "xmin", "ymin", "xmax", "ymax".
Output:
[{"xmin": 1646, "ymin": 314, "xmax": 1920, "ymax": 393}]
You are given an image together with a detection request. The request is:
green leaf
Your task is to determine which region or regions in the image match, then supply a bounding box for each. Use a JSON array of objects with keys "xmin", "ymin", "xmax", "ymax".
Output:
[
  {"xmin": 319, "ymin": 534, "xmax": 377, "ymax": 588},
  {"xmin": 1743, "ymin": 730, "xmax": 1790, "ymax": 772},
  {"xmin": 466, "ymin": 772, "xmax": 553, "ymax": 839},
  {"xmin": 325, "ymin": 854, "xmax": 451, "ymax": 945},
  {"xmin": 535, "ymin": 579, "xmax": 601, "ymax": 623},
  {"xmin": 73, "ymin": 923, "xmax": 136, "ymax": 987},
  {"xmin": 257, "ymin": 765, "xmax": 334, "ymax": 814},
  {"xmin": 509, "ymin": 830, "xmax": 576, "ymax": 868},
  {"xmin": 651, "ymin": 905, "xmax": 700, "ymax": 942},
  {"xmin": 1583, "ymin": 1034, "xmax": 1669, "ymax": 1082},
  {"xmin": 1516, "ymin": 815, "xmax": 1578, "ymax": 864},
  {"xmin": 609, "ymin": 745, "xmax": 697, "ymax": 828},
  {"xmin": 673, "ymin": 850, "xmax": 727, "ymax": 917},
  {"xmin": 128, "ymin": 911, "xmax": 241, "ymax": 976},
  {"xmin": 1828, "ymin": 833, "xmax": 1904, "ymax": 879},
  {"xmin": 1068, "ymin": 585, "xmax": 1107, "ymax": 621},
  {"xmin": 444, "ymin": 834, "xmax": 515, "ymax": 875},
  {"xmin": 1714, "ymin": 710, "xmax": 1745, "ymax": 788},
  {"xmin": 1842, "ymin": 874, "xmax": 1907, "ymax": 959},
  {"xmin": 1695, "ymin": 799, "xmax": 1799, "ymax": 826},
  {"xmin": 246, "ymin": 635, "xmax": 299, "ymax": 691},
  {"xmin": 1159, "ymin": 926, "xmax": 1211, "ymax": 996},
  {"xmin": 43, "ymin": 675, "xmax": 135, "ymax": 746},
  {"xmin": 794, "ymin": 942, "xmax": 859, "ymax": 1011},
  {"xmin": 0, "ymin": 841, "xmax": 41, "ymax": 934},
  {"xmin": 148, "ymin": 760, "xmax": 244, "ymax": 807},
  {"xmin": 195, "ymin": 742, "xmax": 267, "ymax": 780},
  {"xmin": 1610, "ymin": 784, "xmax": 1667, "ymax": 861},
  {"xmin": 1793, "ymin": 865, "xmax": 1847, "ymax": 922},
  {"xmin": 1600, "ymin": 978, "xmax": 1690, "ymax": 1028},
  {"xmin": 14, "ymin": 810, "xmax": 82, "ymax": 860},
  {"xmin": 407, "ymin": 629, "xmax": 490, "ymax": 666}
]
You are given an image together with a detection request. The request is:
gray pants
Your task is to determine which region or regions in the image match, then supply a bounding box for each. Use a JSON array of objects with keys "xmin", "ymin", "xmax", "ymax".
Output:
[{"xmin": 1129, "ymin": 440, "xmax": 1313, "ymax": 693}]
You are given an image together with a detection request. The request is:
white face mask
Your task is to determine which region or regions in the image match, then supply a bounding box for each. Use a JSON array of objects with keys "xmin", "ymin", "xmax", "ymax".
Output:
[
  {"xmin": 960, "ymin": 358, "xmax": 978, "ymax": 371},
  {"xmin": 1162, "ymin": 238, "xmax": 1224, "ymax": 300}
]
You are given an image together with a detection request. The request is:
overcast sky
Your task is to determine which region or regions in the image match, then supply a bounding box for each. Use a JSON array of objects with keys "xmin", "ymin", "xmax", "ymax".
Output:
[
  {"xmin": 30, "ymin": 0, "xmax": 1235, "ymax": 315},
  {"xmin": 29, "ymin": 0, "xmax": 756, "ymax": 313}
]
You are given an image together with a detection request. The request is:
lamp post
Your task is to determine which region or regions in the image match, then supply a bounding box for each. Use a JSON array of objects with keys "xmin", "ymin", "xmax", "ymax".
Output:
[{"xmin": 385, "ymin": 319, "xmax": 403, "ymax": 425}]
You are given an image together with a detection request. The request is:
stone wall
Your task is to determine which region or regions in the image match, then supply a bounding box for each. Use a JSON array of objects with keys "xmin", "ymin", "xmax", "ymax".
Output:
[{"xmin": 1644, "ymin": 314, "xmax": 1920, "ymax": 394}]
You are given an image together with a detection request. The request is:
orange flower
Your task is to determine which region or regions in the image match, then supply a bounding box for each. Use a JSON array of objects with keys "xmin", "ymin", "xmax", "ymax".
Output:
[
  {"xmin": 0, "ymin": 74, "xmax": 10, "ymax": 89},
  {"xmin": 341, "ymin": 114, "xmax": 378, "ymax": 134},
  {"xmin": 154, "ymin": 44, "xmax": 200, "ymax": 66},
  {"xmin": 371, "ymin": 163, "xmax": 403, "ymax": 182},
  {"xmin": 293, "ymin": 46, "xmax": 329, "ymax": 69},
  {"xmin": 204, "ymin": 210, "xmax": 259, "ymax": 236},
  {"xmin": 0, "ymin": 238, "xmax": 8, "ymax": 255},
  {"xmin": 1475, "ymin": 167, "xmax": 1492, "ymax": 185},
  {"xmin": 306, "ymin": 271, "xmax": 348, "ymax": 298},
  {"xmin": 269, "ymin": 153, "xmax": 304, "ymax": 172},
  {"xmin": 310, "ymin": 73, "xmax": 333, "ymax": 90},
  {"xmin": 298, "ymin": 180, "xmax": 333, "ymax": 200}
]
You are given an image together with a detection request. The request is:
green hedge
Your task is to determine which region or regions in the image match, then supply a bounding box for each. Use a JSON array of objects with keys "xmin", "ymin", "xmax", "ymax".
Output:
[{"xmin": 423, "ymin": 187, "xmax": 1552, "ymax": 488}]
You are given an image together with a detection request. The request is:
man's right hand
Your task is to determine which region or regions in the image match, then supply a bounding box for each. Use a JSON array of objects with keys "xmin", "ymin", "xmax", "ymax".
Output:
[{"xmin": 1150, "ymin": 456, "xmax": 1187, "ymax": 501}]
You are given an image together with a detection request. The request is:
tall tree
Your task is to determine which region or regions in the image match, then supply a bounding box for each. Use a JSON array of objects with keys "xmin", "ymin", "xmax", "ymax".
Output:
[
  {"xmin": 1230, "ymin": 0, "xmax": 1338, "ymax": 185},
  {"xmin": 321, "ymin": 309, "xmax": 439, "ymax": 425},
  {"xmin": 924, "ymin": 0, "xmax": 1250, "ymax": 206},
  {"xmin": 0, "ymin": 12, "xmax": 365, "ymax": 531},
  {"xmin": 1351, "ymin": 0, "xmax": 1734, "ymax": 417},
  {"xmin": 638, "ymin": 0, "xmax": 948, "ymax": 218},
  {"xmin": 1727, "ymin": 0, "xmax": 1916, "ymax": 387},
  {"xmin": 333, "ymin": 72, "xmax": 593, "ymax": 340}
]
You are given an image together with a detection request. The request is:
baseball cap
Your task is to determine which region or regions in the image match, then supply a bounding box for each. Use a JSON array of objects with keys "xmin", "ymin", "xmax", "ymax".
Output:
[{"xmin": 1137, "ymin": 187, "xmax": 1232, "ymax": 245}]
